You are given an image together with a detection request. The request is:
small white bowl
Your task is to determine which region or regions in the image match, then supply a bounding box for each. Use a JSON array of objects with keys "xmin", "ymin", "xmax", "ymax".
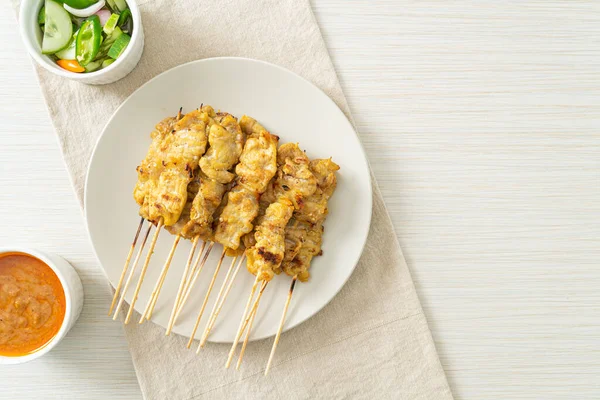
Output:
[
  {"xmin": 19, "ymin": 0, "xmax": 144, "ymax": 85},
  {"xmin": 0, "ymin": 247, "xmax": 84, "ymax": 365}
]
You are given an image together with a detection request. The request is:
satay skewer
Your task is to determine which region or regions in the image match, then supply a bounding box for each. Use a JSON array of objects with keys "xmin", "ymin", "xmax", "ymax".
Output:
[
  {"xmin": 166, "ymin": 240, "xmax": 209, "ymax": 334},
  {"xmin": 264, "ymin": 276, "xmax": 297, "ymax": 375},
  {"xmin": 229, "ymin": 143, "xmax": 317, "ymax": 368},
  {"xmin": 199, "ymin": 255, "xmax": 245, "ymax": 348},
  {"xmin": 126, "ymin": 108, "xmax": 186, "ymax": 320},
  {"xmin": 179, "ymin": 240, "xmax": 207, "ymax": 310},
  {"xmin": 193, "ymin": 255, "xmax": 240, "ymax": 350},
  {"xmin": 113, "ymin": 223, "xmax": 152, "ymax": 319},
  {"xmin": 236, "ymin": 308, "xmax": 257, "ymax": 369},
  {"xmin": 109, "ymin": 217, "xmax": 145, "ymax": 315},
  {"xmin": 176, "ymin": 241, "xmax": 213, "ymax": 311},
  {"xmin": 262, "ymin": 158, "xmax": 339, "ymax": 372},
  {"xmin": 186, "ymin": 248, "xmax": 228, "ymax": 348},
  {"xmin": 225, "ymin": 280, "xmax": 268, "ymax": 368},
  {"xmin": 236, "ymin": 281, "xmax": 267, "ymax": 369},
  {"xmin": 125, "ymin": 218, "xmax": 164, "ymax": 324},
  {"xmin": 224, "ymin": 275, "xmax": 260, "ymax": 368},
  {"xmin": 165, "ymin": 236, "xmax": 201, "ymax": 335},
  {"xmin": 123, "ymin": 107, "xmax": 207, "ymax": 325},
  {"xmin": 139, "ymin": 234, "xmax": 181, "ymax": 323},
  {"xmin": 163, "ymin": 108, "xmax": 248, "ymax": 333},
  {"xmin": 171, "ymin": 242, "xmax": 215, "ymax": 325}
]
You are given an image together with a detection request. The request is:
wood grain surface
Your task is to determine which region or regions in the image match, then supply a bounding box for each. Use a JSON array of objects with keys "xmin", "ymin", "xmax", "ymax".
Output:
[{"xmin": 0, "ymin": 1, "xmax": 598, "ymax": 399}]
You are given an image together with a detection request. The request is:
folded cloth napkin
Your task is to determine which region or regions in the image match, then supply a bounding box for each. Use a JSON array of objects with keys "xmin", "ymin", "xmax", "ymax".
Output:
[{"xmin": 13, "ymin": 0, "xmax": 453, "ymax": 398}]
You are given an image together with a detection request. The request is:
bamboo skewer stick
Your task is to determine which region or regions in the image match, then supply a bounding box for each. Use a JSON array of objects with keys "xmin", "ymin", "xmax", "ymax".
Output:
[
  {"xmin": 117, "ymin": 110, "xmax": 182, "ymax": 323},
  {"xmin": 226, "ymin": 278, "xmax": 269, "ymax": 368},
  {"xmin": 141, "ymin": 109, "xmax": 182, "ymax": 323},
  {"xmin": 225, "ymin": 275, "xmax": 260, "ymax": 368},
  {"xmin": 236, "ymin": 290, "xmax": 260, "ymax": 370},
  {"xmin": 143, "ymin": 236, "xmax": 181, "ymax": 321},
  {"xmin": 199, "ymin": 255, "xmax": 245, "ymax": 348},
  {"xmin": 139, "ymin": 235, "xmax": 181, "ymax": 323},
  {"xmin": 148, "ymin": 236, "xmax": 191, "ymax": 319},
  {"xmin": 176, "ymin": 240, "xmax": 210, "ymax": 314},
  {"xmin": 238, "ymin": 281, "xmax": 268, "ymax": 340},
  {"xmin": 113, "ymin": 223, "xmax": 152, "ymax": 320},
  {"xmin": 178, "ymin": 240, "xmax": 207, "ymax": 311},
  {"xmin": 264, "ymin": 276, "xmax": 297, "ymax": 375},
  {"xmin": 201, "ymin": 255, "xmax": 238, "ymax": 334},
  {"xmin": 187, "ymin": 248, "xmax": 227, "ymax": 349},
  {"xmin": 166, "ymin": 236, "xmax": 200, "ymax": 335},
  {"xmin": 193, "ymin": 255, "xmax": 237, "ymax": 350},
  {"xmin": 173, "ymin": 242, "xmax": 215, "ymax": 324},
  {"xmin": 109, "ymin": 217, "xmax": 145, "ymax": 315},
  {"xmin": 144, "ymin": 256, "xmax": 170, "ymax": 321},
  {"xmin": 125, "ymin": 219, "xmax": 164, "ymax": 324}
]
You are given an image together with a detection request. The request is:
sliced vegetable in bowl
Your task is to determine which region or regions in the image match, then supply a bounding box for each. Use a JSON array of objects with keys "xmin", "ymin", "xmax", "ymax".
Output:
[
  {"xmin": 41, "ymin": 0, "xmax": 72, "ymax": 54},
  {"xmin": 38, "ymin": 0, "xmax": 134, "ymax": 74},
  {"xmin": 63, "ymin": 0, "xmax": 99, "ymax": 8},
  {"xmin": 63, "ymin": 0, "xmax": 105, "ymax": 18},
  {"xmin": 107, "ymin": 33, "xmax": 130, "ymax": 59},
  {"xmin": 76, "ymin": 14, "xmax": 101, "ymax": 65},
  {"xmin": 55, "ymin": 29, "xmax": 78, "ymax": 60},
  {"xmin": 57, "ymin": 59, "xmax": 85, "ymax": 72}
]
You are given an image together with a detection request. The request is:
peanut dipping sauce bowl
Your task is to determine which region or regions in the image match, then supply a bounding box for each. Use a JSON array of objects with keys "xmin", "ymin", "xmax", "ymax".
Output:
[{"xmin": 0, "ymin": 247, "xmax": 83, "ymax": 365}]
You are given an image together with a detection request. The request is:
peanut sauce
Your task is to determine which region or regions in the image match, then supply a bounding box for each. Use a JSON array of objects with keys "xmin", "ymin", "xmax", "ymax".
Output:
[{"xmin": 0, "ymin": 252, "xmax": 66, "ymax": 357}]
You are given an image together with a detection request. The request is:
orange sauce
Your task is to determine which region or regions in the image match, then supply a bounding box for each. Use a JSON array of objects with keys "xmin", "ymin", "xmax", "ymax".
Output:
[{"xmin": 0, "ymin": 252, "xmax": 66, "ymax": 357}]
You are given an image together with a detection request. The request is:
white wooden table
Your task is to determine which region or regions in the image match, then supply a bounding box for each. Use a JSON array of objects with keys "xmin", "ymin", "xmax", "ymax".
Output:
[{"xmin": 1, "ymin": 1, "xmax": 598, "ymax": 399}]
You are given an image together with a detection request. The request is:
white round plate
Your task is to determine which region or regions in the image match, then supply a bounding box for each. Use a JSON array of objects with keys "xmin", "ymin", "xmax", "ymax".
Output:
[{"xmin": 85, "ymin": 57, "xmax": 372, "ymax": 343}]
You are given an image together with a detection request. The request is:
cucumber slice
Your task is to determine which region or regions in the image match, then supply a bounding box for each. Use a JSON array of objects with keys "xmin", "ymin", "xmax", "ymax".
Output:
[
  {"xmin": 113, "ymin": 0, "xmax": 127, "ymax": 12},
  {"xmin": 107, "ymin": 32, "xmax": 130, "ymax": 59},
  {"xmin": 105, "ymin": 0, "xmax": 117, "ymax": 12},
  {"xmin": 41, "ymin": 0, "xmax": 73, "ymax": 54},
  {"xmin": 84, "ymin": 60, "xmax": 102, "ymax": 72},
  {"xmin": 55, "ymin": 30, "xmax": 78, "ymax": 60},
  {"xmin": 96, "ymin": 26, "xmax": 121, "ymax": 58},
  {"xmin": 103, "ymin": 13, "xmax": 119, "ymax": 34},
  {"xmin": 101, "ymin": 58, "xmax": 115, "ymax": 68}
]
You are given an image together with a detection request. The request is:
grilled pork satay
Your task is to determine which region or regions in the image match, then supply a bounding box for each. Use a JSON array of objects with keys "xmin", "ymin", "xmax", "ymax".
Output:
[
  {"xmin": 264, "ymin": 157, "xmax": 339, "ymax": 375},
  {"xmin": 158, "ymin": 108, "xmax": 242, "ymax": 239},
  {"xmin": 241, "ymin": 199, "xmax": 269, "ymax": 250},
  {"xmin": 138, "ymin": 109, "xmax": 209, "ymax": 226},
  {"xmin": 198, "ymin": 192, "xmax": 269, "ymax": 348},
  {"xmin": 281, "ymin": 221, "xmax": 322, "ymax": 282},
  {"xmin": 110, "ymin": 116, "xmax": 176, "ymax": 316},
  {"xmin": 200, "ymin": 112, "xmax": 246, "ymax": 184},
  {"xmin": 133, "ymin": 116, "xmax": 177, "ymax": 211},
  {"xmin": 226, "ymin": 143, "xmax": 317, "ymax": 369},
  {"xmin": 152, "ymin": 107, "xmax": 248, "ymax": 330},
  {"xmin": 165, "ymin": 108, "xmax": 246, "ymax": 243},
  {"xmin": 186, "ymin": 109, "xmax": 244, "ymax": 235},
  {"xmin": 166, "ymin": 173, "xmax": 227, "ymax": 241},
  {"xmin": 245, "ymin": 201, "xmax": 294, "ymax": 281},
  {"xmin": 245, "ymin": 143, "xmax": 317, "ymax": 282},
  {"xmin": 280, "ymin": 158, "xmax": 340, "ymax": 282},
  {"xmin": 114, "ymin": 110, "xmax": 209, "ymax": 323},
  {"xmin": 138, "ymin": 174, "xmax": 204, "ymax": 322},
  {"xmin": 213, "ymin": 116, "xmax": 279, "ymax": 251},
  {"xmin": 184, "ymin": 117, "xmax": 278, "ymax": 342},
  {"xmin": 183, "ymin": 116, "xmax": 279, "ymax": 343},
  {"xmin": 282, "ymin": 218, "xmax": 305, "ymax": 263}
]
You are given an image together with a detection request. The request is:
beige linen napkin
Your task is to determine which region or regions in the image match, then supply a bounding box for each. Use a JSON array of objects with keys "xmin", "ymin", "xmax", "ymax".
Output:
[{"xmin": 14, "ymin": 0, "xmax": 452, "ymax": 398}]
